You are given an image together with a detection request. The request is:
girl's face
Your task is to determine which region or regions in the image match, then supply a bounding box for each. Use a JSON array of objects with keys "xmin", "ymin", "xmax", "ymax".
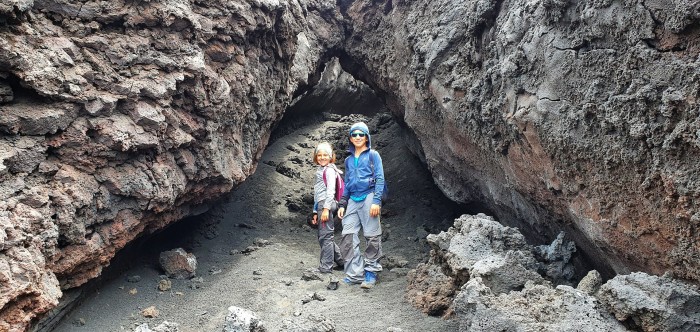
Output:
[
  {"xmin": 316, "ymin": 151, "xmax": 331, "ymax": 166},
  {"xmin": 350, "ymin": 131, "xmax": 367, "ymax": 149}
]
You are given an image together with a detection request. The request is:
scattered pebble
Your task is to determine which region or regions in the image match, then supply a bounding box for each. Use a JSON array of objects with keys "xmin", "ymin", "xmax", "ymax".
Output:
[
  {"xmin": 301, "ymin": 269, "xmax": 323, "ymax": 281},
  {"xmin": 73, "ymin": 318, "xmax": 85, "ymax": 326},
  {"xmin": 141, "ymin": 306, "xmax": 159, "ymax": 318},
  {"xmin": 129, "ymin": 288, "xmax": 138, "ymax": 295},
  {"xmin": 301, "ymin": 292, "xmax": 326, "ymax": 304},
  {"xmin": 301, "ymin": 294, "xmax": 313, "ymax": 304},
  {"xmin": 158, "ymin": 279, "xmax": 172, "ymax": 291},
  {"xmin": 327, "ymin": 276, "xmax": 339, "ymax": 290}
]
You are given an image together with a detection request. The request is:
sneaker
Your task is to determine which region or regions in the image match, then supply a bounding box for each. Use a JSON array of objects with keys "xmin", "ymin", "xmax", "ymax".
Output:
[
  {"xmin": 342, "ymin": 277, "xmax": 362, "ymax": 285},
  {"xmin": 360, "ymin": 271, "xmax": 377, "ymax": 289}
]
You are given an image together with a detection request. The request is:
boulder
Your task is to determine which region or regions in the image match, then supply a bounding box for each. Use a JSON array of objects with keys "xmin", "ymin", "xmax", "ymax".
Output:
[
  {"xmin": 159, "ymin": 248, "xmax": 197, "ymax": 280},
  {"xmin": 597, "ymin": 272, "xmax": 700, "ymax": 332}
]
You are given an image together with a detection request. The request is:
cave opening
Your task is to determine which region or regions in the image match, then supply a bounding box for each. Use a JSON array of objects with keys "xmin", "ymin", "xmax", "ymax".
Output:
[
  {"xmin": 45, "ymin": 60, "xmax": 592, "ymax": 331},
  {"xmin": 44, "ymin": 57, "xmax": 481, "ymax": 331}
]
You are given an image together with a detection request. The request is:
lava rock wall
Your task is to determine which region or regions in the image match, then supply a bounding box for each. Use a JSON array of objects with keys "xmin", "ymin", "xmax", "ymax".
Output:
[
  {"xmin": 1, "ymin": 0, "xmax": 699, "ymax": 330},
  {"xmin": 339, "ymin": 0, "xmax": 699, "ymax": 282},
  {"xmin": 0, "ymin": 0, "xmax": 344, "ymax": 329}
]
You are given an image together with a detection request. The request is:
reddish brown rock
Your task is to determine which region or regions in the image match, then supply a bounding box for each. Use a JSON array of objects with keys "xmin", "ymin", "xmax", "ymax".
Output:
[
  {"xmin": 406, "ymin": 263, "xmax": 457, "ymax": 317},
  {"xmin": 159, "ymin": 248, "xmax": 197, "ymax": 280}
]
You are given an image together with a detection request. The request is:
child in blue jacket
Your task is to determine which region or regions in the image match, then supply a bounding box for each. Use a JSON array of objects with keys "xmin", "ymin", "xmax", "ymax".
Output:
[{"xmin": 337, "ymin": 122, "xmax": 385, "ymax": 289}]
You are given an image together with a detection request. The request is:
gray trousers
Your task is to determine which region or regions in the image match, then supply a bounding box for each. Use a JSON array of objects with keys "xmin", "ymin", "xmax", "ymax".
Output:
[
  {"xmin": 317, "ymin": 206, "xmax": 343, "ymax": 273},
  {"xmin": 340, "ymin": 193, "xmax": 383, "ymax": 282}
]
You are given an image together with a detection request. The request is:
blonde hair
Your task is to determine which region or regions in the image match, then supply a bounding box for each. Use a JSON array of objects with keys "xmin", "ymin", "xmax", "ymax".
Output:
[{"xmin": 313, "ymin": 142, "xmax": 336, "ymax": 164}]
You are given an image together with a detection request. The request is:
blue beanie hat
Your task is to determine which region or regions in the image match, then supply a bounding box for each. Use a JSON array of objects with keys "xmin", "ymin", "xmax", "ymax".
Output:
[{"xmin": 349, "ymin": 122, "xmax": 369, "ymax": 135}]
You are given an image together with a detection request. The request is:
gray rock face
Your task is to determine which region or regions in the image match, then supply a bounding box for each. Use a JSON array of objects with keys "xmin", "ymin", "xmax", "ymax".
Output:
[
  {"xmin": 429, "ymin": 214, "xmax": 545, "ymax": 291},
  {"xmin": 407, "ymin": 214, "xmax": 545, "ymax": 315},
  {"xmin": 577, "ymin": 270, "xmax": 603, "ymax": 295},
  {"xmin": 597, "ymin": 272, "xmax": 700, "ymax": 332},
  {"xmin": 340, "ymin": 0, "xmax": 700, "ymax": 284},
  {"xmin": 415, "ymin": 214, "xmax": 698, "ymax": 331},
  {"xmin": 455, "ymin": 279, "xmax": 628, "ymax": 332}
]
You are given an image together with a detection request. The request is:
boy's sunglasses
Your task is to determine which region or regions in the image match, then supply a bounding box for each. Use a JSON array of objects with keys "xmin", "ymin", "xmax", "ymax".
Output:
[{"xmin": 350, "ymin": 132, "xmax": 366, "ymax": 138}]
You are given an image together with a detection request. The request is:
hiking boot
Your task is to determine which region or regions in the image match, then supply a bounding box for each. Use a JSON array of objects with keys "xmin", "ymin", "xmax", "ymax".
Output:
[
  {"xmin": 342, "ymin": 277, "xmax": 361, "ymax": 285},
  {"xmin": 360, "ymin": 271, "xmax": 377, "ymax": 289}
]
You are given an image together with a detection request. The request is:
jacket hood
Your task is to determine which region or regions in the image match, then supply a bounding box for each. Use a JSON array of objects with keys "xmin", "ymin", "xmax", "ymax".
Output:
[{"xmin": 348, "ymin": 122, "xmax": 371, "ymax": 152}]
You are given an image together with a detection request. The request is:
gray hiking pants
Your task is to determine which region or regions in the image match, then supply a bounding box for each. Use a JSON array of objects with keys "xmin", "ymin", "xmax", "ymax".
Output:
[
  {"xmin": 317, "ymin": 205, "xmax": 343, "ymax": 273},
  {"xmin": 340, "ymin": 193, "xmax": 383, "ymax": 282}
]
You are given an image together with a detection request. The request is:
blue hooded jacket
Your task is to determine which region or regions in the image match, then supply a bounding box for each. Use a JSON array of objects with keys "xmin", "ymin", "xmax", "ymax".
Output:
[{"xmin": 340, "ymin": 122, "xmax": 386, "ymax": 207}]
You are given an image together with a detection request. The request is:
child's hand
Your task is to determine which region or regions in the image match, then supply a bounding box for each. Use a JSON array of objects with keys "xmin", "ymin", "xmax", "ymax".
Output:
[
  {"xmin": 337, "ymin": 207, "xmax": 345, "ymax": 219},
  {"xmin": 321, "ymin": 209, "xmax": 330, "ymax": 223},
  {"xmin": 311, "ymin": 214, "xmax": 318, "ymax": 225}
]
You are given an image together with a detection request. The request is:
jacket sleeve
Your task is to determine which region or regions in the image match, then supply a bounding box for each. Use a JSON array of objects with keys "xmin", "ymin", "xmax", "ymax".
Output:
[
  {"xmin": 338, "ymin": 158, "xmax": 350, "ymax": 209},
  {"xmin": 323, "ymin": 166, "xmax": 336, "ymax": 210},
  {"xmin": 371, "ymin": 150, "xmax": 385, "ymax": 206}
]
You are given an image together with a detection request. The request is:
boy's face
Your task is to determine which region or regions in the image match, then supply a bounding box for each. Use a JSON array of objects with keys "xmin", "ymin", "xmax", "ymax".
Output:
[
  {"xmin": 350, "ymin": 130, "xmax": 367, "ymax": 149},
  {"xmin": 316, "ymin": 151, "xmax": 331, "ymax": 166}
]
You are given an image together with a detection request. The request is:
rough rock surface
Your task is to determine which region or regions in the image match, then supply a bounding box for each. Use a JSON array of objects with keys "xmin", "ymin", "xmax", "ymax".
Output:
[
  {"xmin": 0, "ymin": 0, "xmax": 344, "ymax": 329},
  {"xmin": 223, "ymin": 306, "xmax": 266, "ymax": 332},
  {"xmin": 577, "ymin": 269, "xmax": 603, "ymax": 295},
  {"xmin": 454, "ymin": 278, "xmax": 628, "ymax": 332},
  {"xmin": 158, "ymin": 248, "xmax": 197, "ymax": 280},
  {"xmin": 406, "ymin": 263, "xmax": 457, "ymax": 316},
  {"xmin": 2, "ymin": 0, "xmax": 700, "ymax": 330},
  {"xmin": 412, "ymin": 214, "xmax": 700, "ymax": 331},
  {"xmin": 597, "ymin": 272, "xmax": 700, "ymax": 332},
  {"xmin": 340, "ymin": 0, "xmax": 700, "ymax": 283},
  {"xmin": 407, "ymin": 214, "xmax": 546, "ymax": 315},
  {"xmin": 133, "ymin": 321, "xmax": 180, "ymax": 332}
]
